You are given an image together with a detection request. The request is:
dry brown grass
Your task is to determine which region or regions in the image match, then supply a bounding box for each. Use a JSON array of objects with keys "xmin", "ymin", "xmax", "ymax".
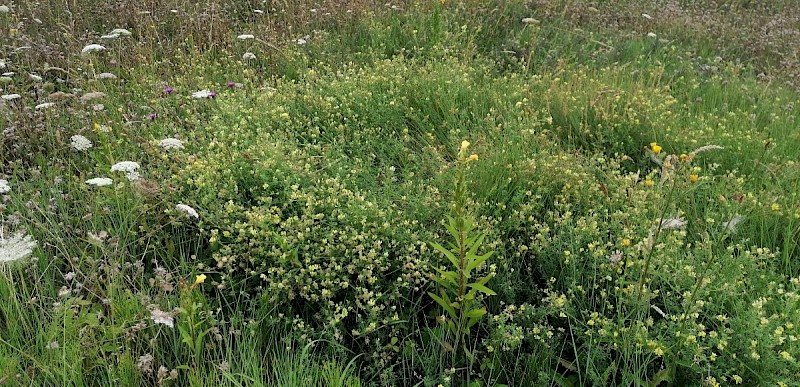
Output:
[
  {"xmin": 1, "ymin": 0, "xmax": 390, "ymax": 71},
  {"xmin": 550, "ymin": 0, "xmax": 800, "ymax": 89}
]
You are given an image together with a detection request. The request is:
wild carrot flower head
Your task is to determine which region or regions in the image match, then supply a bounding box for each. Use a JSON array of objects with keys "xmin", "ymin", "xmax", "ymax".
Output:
[
  {"xmin": 158, "ymin": 138, "xmax": 184, "ymax": 150},
  {"xmin": 660, "ymin": 217, "xmax": 687, "ymax": 230},
  {"xmin": 191, "ymin": 90, "xmax": 215, "ymax": 99},
  {"xmin": 70, "ymin": 135, "xmax": 93, "ymax": 151},
  {"xmin": 111, "ymin": 161, "xmax": 141, "ymax": 181},
  {"xmin": 0, "ymin": 231, "xmax": 37, "ymax": 263},
  {"xmin": 0, "ymin": 179, "xmax": 9, "ymax": 194},
  {"xmin": 81, "ymin": 44, "xmax": 106, "ymax": 54},
  {"xmin": 96, "ymin": 72, "xmax": 117, "ymax": 80},
  {"xmin": 150, "ymin": 308, "xmax": 174, "ymax": 328},
  {"xmin": 722, "ymin": 215, "xmax": 745, "ymax": 233},
  {"xmin": 175, "ymin": 204, "xmax": 199, "ymax": 219},
  {"xmin": 86, "ymin": 177, "xmax": 113, "ymax": 187},
  {"xmin": 108, "ymin": 28, "xmax": 132, "ymax": 37}
]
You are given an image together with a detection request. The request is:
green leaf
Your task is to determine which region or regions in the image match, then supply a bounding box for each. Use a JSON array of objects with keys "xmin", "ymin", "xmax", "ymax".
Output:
[
  {"xmin": 648, "ymin": 367, "xmax": 673, "ymax": 387},
  {"xmin": 428, "ymin": 292, "xmax": 457, "ymax": 320},
  {"xmin": 466, "ymin": 233, "xmax": 485, "ymax": 256},
  {"xmin": 465, "ymin": 307, "xmax": 487, "ymax": 319},
  {"xmin": 466, "ymin": 251, "xmax": 493, "ymax": 272},
  {"xmin": 431, "ymin": 242, "xmax": 459, "ymax": 268},
  {"xmin": 467, "ymin": 282, "xmax": 496, "ymax": 296}
]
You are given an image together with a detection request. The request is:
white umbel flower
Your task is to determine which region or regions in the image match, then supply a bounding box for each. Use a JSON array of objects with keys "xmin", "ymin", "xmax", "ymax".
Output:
[
  {"xmin": 191, "ymin": 90, "xmax": 214, "ymax": 99},
  {"xmin": 1, "ymin": 94, "xmax": 21, "ymax": 101},
  {"xmin": 642, "ymin": 13, "xmax": 653, "ymax": 20},
  {"xmin": 0, "ymin": 231, "xmax": 37, "ymax": 263},
  {"xmin": 242, "ymin": 52, "xmax": 256, "ymax": 60},
  {"xmin": 109, "ymin": 28, "xmax": 132, "ymax": 36},
  {"xmin": 150, "ymin": 308, "xmax": 174, "ymax": 328},
  {"xmin": 81, "ymin": 44, "xmax": 106, "ymax": 54},
  {"xmin": 0, "ymin": 179, "xmax": 9, "ymax": 193},
  {"xmin": 0, "ymin": 5, "xmax": 10, "ymax": 13},
  {"xmin": 70, "ymin": 135, "xmax": 93, "ymax": 151},
  {"xmin": 86, "ymin": 177, "xmax": 113, "ymax": 187},
  {"xmin": 660, "ymin": 217, "xmax": 687, "ymax": 230},
  {"xmin": 722, "ymin": 215, "xmax": 745, "ymax": 233},
  {"xmin": 175, "ymin": 204, "xmax": 199, "ymax": 219},
  {"xmin": 111, "ymin": 161, "xmax": 141, "ymax": 181},
  {"xmin": 237, "ymin": 34, "xmax": 255, "ymax": 40},
  {"xmin": 79, "ymin": 91, "xmax": 106, "ymax": 103},
  {"xmin": 647, "ymin": 32, "xmax": 657, "ymax": 38},
  {"xmin": 35, "ymin": 102, "xmax": 55, "ymax": 110},
  {"xmin": 158, "ymin": 138, "xmax": 184, "ymax": 150},
  {"xmin": 96, "ymin": 72, "xmax": 117, "ymax": 80}
]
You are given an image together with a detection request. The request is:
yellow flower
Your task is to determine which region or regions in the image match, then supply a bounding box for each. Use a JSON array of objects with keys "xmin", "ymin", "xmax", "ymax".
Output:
[
  {"xmin": 644, "ymin": 179, "xmax": 654, "ymax": 187},
  {"xmin": 650, "ymin": 142, "xmax": 662, "ymax": 154},
  {"xmin": 690, "ymin": 174, "xmax": 699, "ymax": 183},
  {"xmin": 468, "ymin": 154, "xmax": 478, "ymax": 161},
  {"xmin": 771, "ymin": 203, "xmax": 781, "ymax": 212},
  {"xmin": 460, "ymin": 140, "xmax": 470, "ymax": 152},
  {"xmin": 621, "ymin": 238, "xmax": 631, "ymax": 247},
  {"xmin": 195, "ymin": 274, "xmax": 207, "ymax": 285}
]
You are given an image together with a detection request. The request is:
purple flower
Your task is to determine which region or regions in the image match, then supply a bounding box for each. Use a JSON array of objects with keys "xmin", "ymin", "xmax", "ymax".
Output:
[
  {"xmin": 209, "ymin": 91, "xmax": 217, "ymax": 98},
  {"xmin": 165, "ymin": 86, "xmax": 174, "ymax": 94},
  {"xmin": 226, "ymin": 81, "xmax": 235, "ymax": 88},
  {"xmin": 149, "ymin": 113, "xmax": 157, "ymax": 120}
]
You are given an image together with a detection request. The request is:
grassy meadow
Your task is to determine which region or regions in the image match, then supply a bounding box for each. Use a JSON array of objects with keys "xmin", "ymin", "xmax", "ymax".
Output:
[{"xmin": 2, "ymin": 0, "xmax": 800, "ymax": 385}]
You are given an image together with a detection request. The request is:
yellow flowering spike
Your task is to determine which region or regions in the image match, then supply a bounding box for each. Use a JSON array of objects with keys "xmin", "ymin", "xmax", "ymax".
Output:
[
  {"xmin": 460, "ymin": 140, "xmax": 470, "ymax": 152},
  {"xmin": 195, "ymin": 274, "xmax": 207, "ymax": 285},
  {"xmin": 689, "ymin": 174, "xmax": 699, "ymax": 183},
  {"xmin": 650, "ymin": 142, "xmax": 662, "ymax": 154}
]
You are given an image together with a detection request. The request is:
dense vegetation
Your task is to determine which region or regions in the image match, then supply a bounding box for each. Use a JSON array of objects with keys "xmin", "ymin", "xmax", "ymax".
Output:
[{"xmin": 1, "ymin": 1, "xmax": 799, "ymax": 385}]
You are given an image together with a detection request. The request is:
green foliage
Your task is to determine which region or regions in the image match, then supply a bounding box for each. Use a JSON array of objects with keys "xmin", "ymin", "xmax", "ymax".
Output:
[
  {"xmin": 427, "ymin": 142, "xmax": 496, "ymax": 376},
  {"xmin": 2, "ymin": 0, "xmax": 800, "ymax": 386}
]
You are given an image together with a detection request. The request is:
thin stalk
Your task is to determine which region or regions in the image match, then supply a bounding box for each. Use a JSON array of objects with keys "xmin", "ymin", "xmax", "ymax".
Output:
[{"xmin": 636, "ymin": 177, "xmax": 679, "ymax": 303}]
